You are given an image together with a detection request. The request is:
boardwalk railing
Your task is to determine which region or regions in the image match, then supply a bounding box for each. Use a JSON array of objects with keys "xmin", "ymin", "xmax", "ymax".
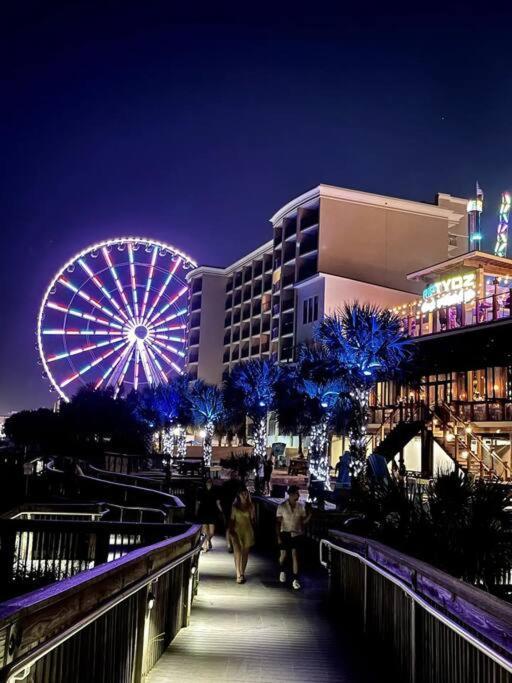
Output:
[
  {"xmin": 321, "ymin": 530, "xmax": 512, "ymax": 683},
  {"xmin": 0, "ymin": 519, "xmax": 193, "ymax": 599},
  {"xmin": 37, "ymin": 466, "xmax": 186, "ymax": 523},
  {"xmin": 0, "ymin": 523, "xmax": 201, "ymax": 683},
  {"xmin": 87, "ymin": 465, "xmax": 203, "ymax": 518}
]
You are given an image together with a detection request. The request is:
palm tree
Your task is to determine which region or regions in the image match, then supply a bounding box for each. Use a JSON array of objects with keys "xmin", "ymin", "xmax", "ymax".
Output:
[
  {"xmin": 135, "ymin": 375, "xmax": 191, "ymax": 461},
  {"xmin": 295, "ymin": 345, "xmax": 347, "ymax": 487},
  {"xmin": 189, "ymin": 380, "xmax": 224, "ymax": 466},
  {"xmin": 225, "ymin": 359, "xmax": 281, "ymax": 463},
  {"xmin": 274, "ymin": 363, "xmax": 311, "ymax": 458},
  {"xmin": 315, "ymin": 303, "xmax": 412, "ymax": 465}
]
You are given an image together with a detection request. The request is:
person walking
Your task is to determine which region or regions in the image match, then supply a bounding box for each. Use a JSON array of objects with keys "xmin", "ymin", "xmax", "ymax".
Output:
[
  {"xmin": 220, "ymin": 470, "xmax": 241, "ymax": 552},
  {"xmin": 228, "ymin": 486, "xmax": 255, "ymax": 584},
  {"xmin": 276, "ymin": 485, "xmax": 310, "ymax": 590},
  {"xmin": 196, "ymin": 478, "xmax": 220, "ymax": 552}
]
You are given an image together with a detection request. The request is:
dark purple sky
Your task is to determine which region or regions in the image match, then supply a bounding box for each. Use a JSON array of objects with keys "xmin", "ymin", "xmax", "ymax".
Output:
[{"xmin": 1, "ymin": 1, "xmax": 511, "ymax": 413}]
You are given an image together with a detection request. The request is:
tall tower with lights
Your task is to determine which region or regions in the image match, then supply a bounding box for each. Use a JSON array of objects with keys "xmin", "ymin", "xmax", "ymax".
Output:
[
  {"xmin": 467, "ymin": 181, "xmax": 483, "ymax": 251},
  {"xmin": 494, "ymin": 192, "xmax": 511, "ymax": 258}
]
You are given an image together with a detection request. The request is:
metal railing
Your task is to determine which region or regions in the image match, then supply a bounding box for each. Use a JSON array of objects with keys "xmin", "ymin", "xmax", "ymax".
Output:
[
  {"xmin": 320, "ymin": 531, "xmax": 512, "ymax": 682},
  {"xmin": 0, "ymin": 524, "xmax": 202, "ymax": 683},
  {"xmin": 38, "ymin": 465, "xmax": 185, "ymax": 522},
  {"xmin": 400, "ymin": 290, "xmax": 512, "ymax": 339}
]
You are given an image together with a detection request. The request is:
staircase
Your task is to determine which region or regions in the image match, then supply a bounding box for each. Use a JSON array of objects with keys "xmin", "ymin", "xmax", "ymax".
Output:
[
  {"xmin": 374, "ymin": 420, "xmax": 423, "ymax": 462},
  {"xmin": 432, "ymin": 403, "xmax": 510, "ymax": 482}
]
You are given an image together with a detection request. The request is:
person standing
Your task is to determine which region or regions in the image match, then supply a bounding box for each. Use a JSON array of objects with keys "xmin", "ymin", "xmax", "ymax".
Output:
[
  {"xmin": 196, "ymin": 478, "xmax": 220, "ymax": 552},
  {"xmin": 276, "ymin": 485, "xmax": 310, "ymax": 590},
  {"xmin": 229, "ymin": 486, "xmax": 255, "ymax": 583},
  {"xmin": 263, "ymin": 453, "xmax": 274, "ymax": 495}
]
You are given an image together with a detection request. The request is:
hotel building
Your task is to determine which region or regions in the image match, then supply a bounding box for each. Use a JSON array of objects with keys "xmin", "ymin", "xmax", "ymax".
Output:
[
  {"xmin": 185, "ymin": 183, "xmax": 512, "ymax": 480},
  {"xmin": 186, "ymin": 184, "xmax": 468, "ymax": 385}
]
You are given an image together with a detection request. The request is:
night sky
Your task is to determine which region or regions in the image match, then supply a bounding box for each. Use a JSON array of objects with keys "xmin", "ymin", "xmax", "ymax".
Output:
[{"xmin": 1, "ymin": 1, "xmax": 511, "ymax": 413}]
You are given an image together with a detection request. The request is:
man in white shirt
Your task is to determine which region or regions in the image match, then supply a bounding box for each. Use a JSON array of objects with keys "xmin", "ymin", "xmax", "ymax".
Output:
[{"xmin": 276, "ymin": 485, "xmax": 310, "ymax": 590}]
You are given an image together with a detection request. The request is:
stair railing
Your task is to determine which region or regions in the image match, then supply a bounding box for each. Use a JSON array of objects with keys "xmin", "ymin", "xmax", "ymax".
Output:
[
  {"xmin": 436, "ymin": 402, "xmax": 510, "ymax": 481},
  {"xmin": 365, "ymin": 400, "xmax": 428, "ymax": 453}
]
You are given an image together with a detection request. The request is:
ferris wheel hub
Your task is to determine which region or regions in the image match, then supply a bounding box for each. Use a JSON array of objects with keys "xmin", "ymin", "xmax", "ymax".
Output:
[{"xmin": 134, "ymin": 325, "xmax": 149, "ymax": 340}]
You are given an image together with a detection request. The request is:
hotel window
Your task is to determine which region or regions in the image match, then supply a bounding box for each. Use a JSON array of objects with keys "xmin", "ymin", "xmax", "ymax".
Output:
[{"xmin": 303, "ymin": 296, "xmax": 319, "ymax": 325}]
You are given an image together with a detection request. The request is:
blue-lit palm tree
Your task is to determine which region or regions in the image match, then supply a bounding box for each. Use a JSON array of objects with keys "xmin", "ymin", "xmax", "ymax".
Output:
[
  {"xmin": 134, "ymin": 376, "xmax": 191, "ymax": 479},
  {"xmin": 153, "ymin": 375, "xmax": 191, "ymax": 462},
  {"xmin": 225, "ymin": 359, "xmax": 281, "ymax": 463},
  {"xmin": 315, "ymin": 303, "xmax": 412, "ymax": 464},
  {"xmin": 296, "ymin": 345, "xmax": 347, "ymax": 487},
  {"xmin": 189, "ymin": 380, "xmax": 224, "ymax": 466}
]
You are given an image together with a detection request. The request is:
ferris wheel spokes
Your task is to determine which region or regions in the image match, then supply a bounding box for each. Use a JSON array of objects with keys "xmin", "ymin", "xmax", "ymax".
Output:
[
  {"xmin": 39, "ymin": 237, "xmax": 195, "ymax": 401},
  {"xmin": 144, "ymin": 257, "xmax": 182, "ymax": 323}
]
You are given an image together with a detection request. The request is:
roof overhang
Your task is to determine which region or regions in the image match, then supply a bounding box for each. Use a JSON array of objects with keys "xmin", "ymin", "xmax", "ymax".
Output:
[
  {"xmin": 407, "ymin": 251, "xmax": 512, "ymax": 282},
  {"xmin": 270, "ymin": 184, "xmax": 466, "ymax": 226}
]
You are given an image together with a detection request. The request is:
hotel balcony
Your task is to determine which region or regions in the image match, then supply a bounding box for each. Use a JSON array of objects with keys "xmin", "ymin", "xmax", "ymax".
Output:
[
  {"xmin": 299, "ymin": 233, "xmax": 319, "ymax": 257},
  {"xmin": 297, "ymin": 254, "xmax": 318, "ymax": 282},
  {"xmin": 191, "ymin": 278, "xmax": 202, "ymax": 294},
  {"xmin": 283, "ymin": 218, "xmax": 296, "ymax": 241},
  {"xmin": 253, "ymin": 261, "xmax": 263, "ymax": 278},
  {"xmin": 190, "ymin": 297, "xmax": 202, "ymax": 312}
]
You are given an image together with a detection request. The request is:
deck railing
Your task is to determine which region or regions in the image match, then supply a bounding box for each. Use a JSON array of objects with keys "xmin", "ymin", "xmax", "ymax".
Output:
[
  {"xmin": 35, "ymin": 466, "xmax": 186, "ymax": 523},
  {"xmin": 0, "ymin": 523, "xmax": 201, "ymax": 683},
  {"xmin": 86, "ymin": 465, "xmax": 203, "ymax": 517},
  {"xmin": 321, "ymin": 530, "xmax": 512, "ymax": 683},
  {"xmin": 0, "ymin": 519, "xmax": 193, "ymax": 599},
  {"xmin": 400, "ymin": 290, "xmax": 512, "ymax": 339}
]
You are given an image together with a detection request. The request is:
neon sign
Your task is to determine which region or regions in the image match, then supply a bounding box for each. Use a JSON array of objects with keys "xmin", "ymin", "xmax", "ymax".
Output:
[{"xmin": 421, "ymin": 273, "xmax": 476, "ymax": 313}]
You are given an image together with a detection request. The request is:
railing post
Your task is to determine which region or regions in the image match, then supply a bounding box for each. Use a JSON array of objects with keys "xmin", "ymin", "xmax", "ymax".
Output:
[
  {"xmin": 362, "ymin": 561, "xmax": 368, "ymax": 634},
  {"xmin": 133, "ymin": 585, "xmax": 151, "ymax": 683},
  {"xmin": 410, "ymin": 597, "xmax": 417, "ymax": 683}
]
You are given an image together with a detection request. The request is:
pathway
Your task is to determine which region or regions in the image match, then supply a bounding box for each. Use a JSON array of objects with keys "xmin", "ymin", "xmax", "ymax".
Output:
[{"xmin": 148, "ymin": 541, "xmax": 377, "ymax": 683}]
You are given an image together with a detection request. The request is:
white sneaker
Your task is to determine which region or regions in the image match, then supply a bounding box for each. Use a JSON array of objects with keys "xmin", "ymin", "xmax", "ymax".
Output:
[
  {"xmin": 279, "ymin": 571, "xmax": 286, "ymax": 583},
  {"xmin": 292, "ymin": 579, "xmax": 301, "ymax": 590}
]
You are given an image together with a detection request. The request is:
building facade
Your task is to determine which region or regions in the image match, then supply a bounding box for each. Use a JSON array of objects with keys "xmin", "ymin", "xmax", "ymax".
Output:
[{"xmin": 186, "ymin": 183, "xmax": 468, "ymax": 384}]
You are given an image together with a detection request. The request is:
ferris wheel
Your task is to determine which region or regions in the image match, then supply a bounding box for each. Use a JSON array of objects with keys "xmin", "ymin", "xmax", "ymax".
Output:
[{"xmin": 37, "ymin": 237, "xmax": 197, "ymax": 402}]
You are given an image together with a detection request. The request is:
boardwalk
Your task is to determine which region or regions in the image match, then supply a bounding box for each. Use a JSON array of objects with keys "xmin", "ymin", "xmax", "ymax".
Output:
[{"xmin": 148, "ymin": 542, "xmax": 377, "ymax": 683}]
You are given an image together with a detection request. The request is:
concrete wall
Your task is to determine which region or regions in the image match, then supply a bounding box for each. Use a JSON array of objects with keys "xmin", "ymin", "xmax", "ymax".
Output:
[
  {"xmin": 392, "ymin": 437, "xmax": 455, "ymax": 474},
  {"xmin": 196, "ymin": 273, "xmax": 227, "ymax": 385},
  {"xmin": 294, "ymin": 273, "xmax": 417, "ymax": 347},
  {"xmin": 323, "ymin": 273, "xmax": 417, "ymax": 314},
  {"xmin": 317, "ymin": 195, "xmax": 467, "ymax": 295},
  {"xmin": 295, "ymin": 276, "xmax": 326, "ymax": 346}
]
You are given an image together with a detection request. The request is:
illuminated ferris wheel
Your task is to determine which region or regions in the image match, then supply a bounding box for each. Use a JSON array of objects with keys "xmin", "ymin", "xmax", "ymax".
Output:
[{"xmin": 37, "ymin": 237, "xmax": 196, "ymax": 402}]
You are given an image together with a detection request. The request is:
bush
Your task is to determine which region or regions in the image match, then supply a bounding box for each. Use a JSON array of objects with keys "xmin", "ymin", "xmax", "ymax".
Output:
[
  {"xmin": 219, "ymin": 452, "xmax": 258, "ymax": 482},
  {"xmin": 347, "ymin": 471, "xmax": 512, "ymax": 596}
]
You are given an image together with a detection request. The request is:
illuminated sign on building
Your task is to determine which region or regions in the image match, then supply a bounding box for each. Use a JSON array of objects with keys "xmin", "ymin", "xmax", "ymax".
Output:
[{"xmin": 421, "ymin": 272, "xmax": 476, "ymax": 313}]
